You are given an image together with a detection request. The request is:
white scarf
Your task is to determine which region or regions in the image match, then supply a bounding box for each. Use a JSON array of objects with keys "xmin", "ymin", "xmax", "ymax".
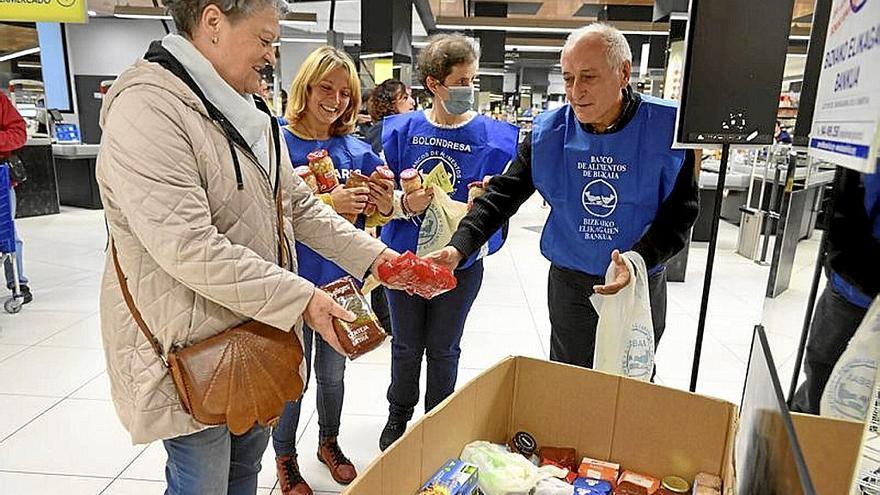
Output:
[{"xmin": 161, "ymin": 34, "xmax": 271, "ymax": 174}]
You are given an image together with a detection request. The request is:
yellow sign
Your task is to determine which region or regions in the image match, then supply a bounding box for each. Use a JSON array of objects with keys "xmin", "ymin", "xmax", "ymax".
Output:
[
  {"xmin": 373, "ymin": 58, "xmax": 393, "ymax": 86},
  {"xmin": 0, "ymin": 0, "xmax": 88, "ymax": 23}
]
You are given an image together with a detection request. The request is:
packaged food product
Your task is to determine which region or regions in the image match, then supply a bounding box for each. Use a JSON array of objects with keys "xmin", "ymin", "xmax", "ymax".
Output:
[
  {"xmin": 295, "ymin": 165, "xmax": 319, "ymax": 193},
  {"xmin": 614, "ymin": 481, "xmax": 649, "ymax": 495},
  {"xmin": 535, "ymin": 477, "xmax": 575, "ymax": 495},
  {"xmin": 400, "ymin": 168, "xmax": 423, "ymax": 193},
  {"xmin": 376, "ymin": 251, "xmax": 457, "ymax": 300},
  {"xmin": 418, "ymin": 459, "xmax": 480, "ymax": 495},
  {"xmin": 693, "ymin": 472, "xmax": 721, "ymax": 490},
  {"xmin": 617, "ymin": 471, "xmax": 659, "ymax": 493},
  {"xmin": 467, "ymin": 181, "xmax": 485, "ymax": 210},
  {"xmin": 692, "ymin": 488, "xmax": 721, "ymax": 495},
  {"xmin": 307, "ymin": 149, "xmax": 339, "ymax": 193},
  {"xmin": 507, "ymin": 431, "xmax": 538, "ymax": 460},
  {"xmin": 345, "ymin": 170, "xmax": 375, "ymax": 217},
  {"xmin": 538, "ymin": 447, "xmax": 578, "ymax": 472},
  {"xmin": 659, "ymin": 475, "xmax": 689, "ymax": 494},
  {"xmin": 320, "ymin": 277, "xmax": 388, "ymax": 359},
  {"xmin": 577, "ymin": 457, "xmax": 619, "ymax": 487},
  {"xmin": 573, "ymin": 476, "xmax": 612, "ymax": 494}
]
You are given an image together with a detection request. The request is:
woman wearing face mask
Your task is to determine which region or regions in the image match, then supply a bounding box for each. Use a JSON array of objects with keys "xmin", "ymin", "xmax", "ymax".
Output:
[
  {"xmin": 272, "ymin": 46, "xmax": 395, "ymax": 495},
  {"xmin": 377, "ymin": 33, "xmax": 519, "ymax": 451}
]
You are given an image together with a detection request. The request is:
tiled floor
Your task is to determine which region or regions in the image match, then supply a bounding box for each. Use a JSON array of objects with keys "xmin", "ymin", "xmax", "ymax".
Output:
[{"xmin": 0, "ymin": 196, "xmax": 819, "ymax": 494}]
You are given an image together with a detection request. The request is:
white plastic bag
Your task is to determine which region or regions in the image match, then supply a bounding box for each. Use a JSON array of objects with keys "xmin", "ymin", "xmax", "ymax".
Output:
[
  {"xmin": 460, "ymin": 441, "xmax": 561, "ymax": 495},
  {"xmin": 534, "ymin": 477, "xmax": 574, "ymax": 495},
  {"xmin": 591, "ymin": 251, "xmax": 655, "ymax": 381},
  {"xmin": 820, "ymin": 296, "xmax": 880, "ymax": 421}
]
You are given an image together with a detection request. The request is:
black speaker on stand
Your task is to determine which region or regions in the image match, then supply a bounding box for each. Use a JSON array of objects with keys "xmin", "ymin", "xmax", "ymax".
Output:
[{"xmin": 675, "ymin": 0, "xmax": 795, "ymax": 392}]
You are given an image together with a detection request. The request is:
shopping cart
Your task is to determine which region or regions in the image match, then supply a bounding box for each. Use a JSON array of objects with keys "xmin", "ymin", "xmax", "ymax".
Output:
[{"xmin": 0, "ymin": 165, "xmax": 23, "ymax": 313}]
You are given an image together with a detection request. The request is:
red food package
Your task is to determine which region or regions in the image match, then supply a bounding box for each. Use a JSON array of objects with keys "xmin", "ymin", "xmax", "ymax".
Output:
[
  {"xmin": 376, "ymin": 251, "xmax": 457, "ymax": 299},
  {"xmin": 538, "ymin": 446, "xmax": 578, "ymax": 472}
]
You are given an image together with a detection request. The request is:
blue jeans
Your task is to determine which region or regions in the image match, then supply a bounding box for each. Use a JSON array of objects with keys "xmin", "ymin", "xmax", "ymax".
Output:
[
  {"xmin": 272, "ymin": 325, "xmax": 347, "ymax": 457},
  {"xmin": 385, "ymin": 260, "xmax": 484, "ymax": 421},
  {"xmin": 3, "ymin": 187, "xmax": 27, "ymax": 290},
  {"xmin": 163, "ymin": 425, "xmax": 269, "ymax": 495}
]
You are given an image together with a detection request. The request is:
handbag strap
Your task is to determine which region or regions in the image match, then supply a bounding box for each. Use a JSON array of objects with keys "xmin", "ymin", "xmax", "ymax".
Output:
[
  {"xmin": 111, "ymin": 118, "xmax": 289, "ymax": 367},
  {"xmin": 111, "ymin": 242, "xmax": 169, "ymax": 368}
]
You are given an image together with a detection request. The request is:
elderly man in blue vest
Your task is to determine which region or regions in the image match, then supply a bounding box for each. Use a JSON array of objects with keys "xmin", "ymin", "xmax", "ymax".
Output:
[{"xmin": 430, "ymin": 23, "xmax": 700, "ymax": 369}]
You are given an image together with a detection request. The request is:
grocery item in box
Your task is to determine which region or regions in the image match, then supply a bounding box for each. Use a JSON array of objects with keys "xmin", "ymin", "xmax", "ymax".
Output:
[
  {"xmin": 376, "ymin": 251, "xmax": 457, "ymax": 299},
  {"xmin": 507, "ymin": 431, "xmax": 538, "ymax": 460},
  {"xmin": 614, "ymin": 481, "xmax": 649, "ymax": 495},
  {"xmin": 418, "ymin": 459, "xmax": 479, "ymax": 495},
  {"xmin": 538, "ymin": 446, "xmax": 578, "ymax": 472},
  {"xmin": 657, "ymin": 475, "xmax": 689, "ymax": 494},
  {"xmin": 320, "ymin": 277, "xmax": 388, "ymax": 358},
  {"xmin": 573, "ymin": 477, "xmax": 611, "ymax": 494},
  {"xmin": 617, "ymin": 471, "xmax": 659, "ymax": 493},
  {"xmin": 693, "ymin": 473, "xmax": 721, "ymax": 490},
  {"xmin": 577, "ymin": 457, "xmax": 619, "ymax": 486},
  {"xmin": 307, "ymin": 149, "xmax": 339, "ymax": 193}
]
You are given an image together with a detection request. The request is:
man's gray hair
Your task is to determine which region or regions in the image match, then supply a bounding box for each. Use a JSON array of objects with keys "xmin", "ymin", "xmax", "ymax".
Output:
[
  {"xmin": 563, "ymin": 23, "xmax": 632, "ymax": 71},
  {"xmin": 163, "ymin": 0, "xmax": 288, "ymax": 37}
]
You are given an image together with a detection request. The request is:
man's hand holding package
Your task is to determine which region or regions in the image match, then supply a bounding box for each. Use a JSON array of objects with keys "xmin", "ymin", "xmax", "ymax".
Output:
[
  {"xmin": 426, "ymin": 246, "xmax": 464, "ymax": 273},
  {"xmin": 368, "ymin": 175, "xmax": 395, "ymax": 215},
  {"xmin": 592, "ymin": 249, "xmax": 632, "ymax": 295},
  {"xmin": 404, "ymin": 188, "xmax": 433, "ymax": 215}
]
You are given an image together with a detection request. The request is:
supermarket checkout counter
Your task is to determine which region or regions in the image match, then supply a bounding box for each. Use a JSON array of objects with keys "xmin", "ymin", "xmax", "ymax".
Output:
[
  {"xmin": 52, "ymin": 144, "xmax": 102, "ymax": 209},
  {"xmin": 14, "ymin": 136, "xmax": 60, "ymax": 218}
]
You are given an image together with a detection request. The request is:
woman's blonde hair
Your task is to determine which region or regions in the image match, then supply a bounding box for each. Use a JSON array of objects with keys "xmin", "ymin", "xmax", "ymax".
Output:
[{"xmin": 285, "ymin": 46, "xmax": 361, "ymax": 136}]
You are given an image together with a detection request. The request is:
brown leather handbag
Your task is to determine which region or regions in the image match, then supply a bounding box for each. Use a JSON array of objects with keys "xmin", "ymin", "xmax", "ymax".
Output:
[{"xmin": 111, "ymin": 190, "xmax": 305, "ymax": 435}]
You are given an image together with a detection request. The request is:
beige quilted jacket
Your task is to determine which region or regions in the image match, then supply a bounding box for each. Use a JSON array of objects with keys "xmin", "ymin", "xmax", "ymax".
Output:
[{"xmin": 96, "ymin": 60, "xmax": 386, "ymax": 445}]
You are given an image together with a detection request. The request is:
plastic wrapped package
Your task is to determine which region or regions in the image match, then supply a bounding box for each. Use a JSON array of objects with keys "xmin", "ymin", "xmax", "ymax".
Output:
[
  {"xmin": 534, "ymin": 477, "xmax": 573, "ymax": 495},
  {"xmin": 320, "ymin": 277, "xmax": 388, "ymax": 359},
  {"xmin": 376, "ymin": 251, "xmax": 457, "ymax": 299},
  {"xmin": 460, "ymin": 441, "xmax": 564, "ymax": 495}
]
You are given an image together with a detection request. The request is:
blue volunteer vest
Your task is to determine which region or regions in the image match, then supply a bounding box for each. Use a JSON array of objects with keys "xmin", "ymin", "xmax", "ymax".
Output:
[
  {"xmin": 380, "ymin": 111, "xmax": 519, "ymax": 270},
  {"xmin": 532, "ymin": 96, "xmax": 686, "ymax": 276},
  {"xmin": 284, "ymin": 129, "xmax": 384, "ymax": 286},
  {"xmin": 831, "ymin": 169, "xmax": 880, "ymax": 308}
]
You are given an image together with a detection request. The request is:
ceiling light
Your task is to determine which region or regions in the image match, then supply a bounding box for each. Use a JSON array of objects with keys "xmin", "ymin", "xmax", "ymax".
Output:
[
  {"xmin": 789, "ymin": 34, "xmax": 812, "ymax": 41},
  {"xmin": 438, "ymin": 23, "xmax": 669, "ymax": 36},
  {"xmin": 17, "ymin": 62, "xmax": 42, "ymax": 69},
  {"xmin": 279, "ymin": 12, "xmax": 318, "ymax": 26},
  {"xmin": 477, "ymin": 68, "xmax": 505, "ymax": 76},
  {"xmin": 0, "ymin": 47, "xmax": 40, "ymax": 63},
  {"xmin": 113, "ymin": 5, "xmax": 172, "ymax": 20},
  {"xmin": 669, "ymin": 12, "xmax": 689, "ymax": 21},
  {"xmin": 87, "ymin": 10, "xmax": 97, "ymax": 16}
]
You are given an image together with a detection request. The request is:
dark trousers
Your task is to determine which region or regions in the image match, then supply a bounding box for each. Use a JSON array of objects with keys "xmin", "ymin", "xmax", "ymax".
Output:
[
  {"xmin": 547, "ymin": 264, "xmax": 667, "ymax": 368},
  {"xmin": 385, "ymin": 261, "xmax": 484, "ymax": 421},
  {"xmin": 791, "ymin": 286, "xmax": 867, "ymax": 414}
]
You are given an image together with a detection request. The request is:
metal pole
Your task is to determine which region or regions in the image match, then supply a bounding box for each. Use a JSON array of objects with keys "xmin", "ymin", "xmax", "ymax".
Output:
[
  {"xmin": 690, "ymin": 143, "xmax": 731, "ymax": 392},
  {"xmin": 786, "ymin": 166, "xmax": 841, "ymax": 406}
]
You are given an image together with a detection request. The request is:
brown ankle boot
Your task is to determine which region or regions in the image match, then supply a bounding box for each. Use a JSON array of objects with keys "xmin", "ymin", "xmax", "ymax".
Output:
[
  {"xmin": 275, "ymin": 455, "xmax": 312, "ymax": 495},
  {"xmin": 317, "ymin": 437, "xmax": 357, "ymax": 485}
]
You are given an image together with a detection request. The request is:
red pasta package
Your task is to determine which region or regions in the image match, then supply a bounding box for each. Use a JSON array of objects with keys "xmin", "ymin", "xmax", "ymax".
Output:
[{"xmin": 376, "ymin": 251, "xmax": 457, "ymax": 299}]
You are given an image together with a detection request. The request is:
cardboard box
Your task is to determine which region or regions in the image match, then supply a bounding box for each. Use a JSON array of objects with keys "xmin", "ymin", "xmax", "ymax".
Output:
[{"xmin": 344, "ymin": 357, "xmax": 861, "ymax": 494}]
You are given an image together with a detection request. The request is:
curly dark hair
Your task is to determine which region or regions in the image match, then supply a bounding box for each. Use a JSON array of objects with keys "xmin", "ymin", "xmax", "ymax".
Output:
[
  {"xmin": 416, "ymin": 33, "xmax": 480, "ymax": 91},
  {"xmin": 367, "ymin": 79, "xmax": 406, "ymax": 121}
]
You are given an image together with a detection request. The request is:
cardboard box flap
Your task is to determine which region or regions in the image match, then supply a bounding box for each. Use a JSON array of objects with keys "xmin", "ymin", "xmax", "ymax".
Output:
[
  {"xmin": 510, "ymin": 357, "xmax": 620, "ymax": 461},
  {"xmin": 611, "ymin": 377, "xmax": 737, "ymax": 482},
  {"xmin": 792, "ymin": 412, "xmax": 862, "ymax": 494}
]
